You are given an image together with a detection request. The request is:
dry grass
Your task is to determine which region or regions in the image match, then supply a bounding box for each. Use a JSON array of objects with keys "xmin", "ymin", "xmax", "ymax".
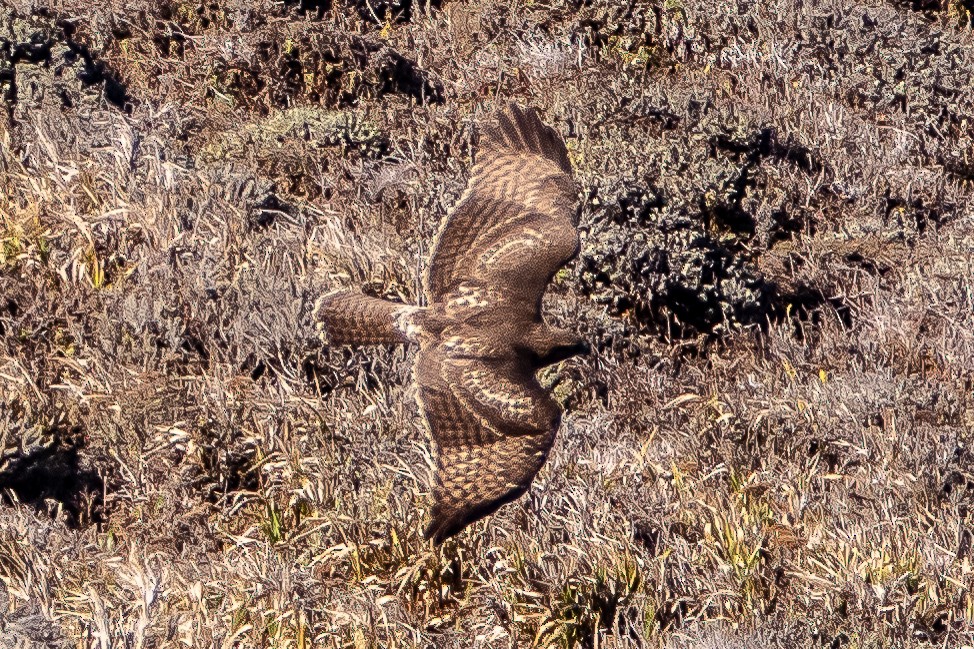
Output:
[{"xmin": 1, "ymin": 0, "xmax": 973, "ymax": 646}]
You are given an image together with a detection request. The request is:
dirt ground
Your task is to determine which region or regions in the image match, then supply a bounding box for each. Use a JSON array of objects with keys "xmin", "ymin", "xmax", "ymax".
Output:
[{"xmin": 1, "ymin": 0, "xmax": 973, "ymax": 646}]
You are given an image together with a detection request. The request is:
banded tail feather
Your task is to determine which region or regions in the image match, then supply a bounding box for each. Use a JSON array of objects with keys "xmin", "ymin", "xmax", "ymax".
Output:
[{"xmin": 316, "ymin": 290, "xmax": 417, "ymax": 346}]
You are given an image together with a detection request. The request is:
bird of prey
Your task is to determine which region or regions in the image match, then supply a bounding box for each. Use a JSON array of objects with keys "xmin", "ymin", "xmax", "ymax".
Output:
[{"xmin": 317, "ymin": 103, "xmax": 588, "ymax": 544}]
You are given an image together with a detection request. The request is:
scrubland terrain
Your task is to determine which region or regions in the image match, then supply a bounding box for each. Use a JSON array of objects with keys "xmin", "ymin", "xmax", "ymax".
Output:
[{"xmin": 1, "ymin": 0, "xmax": 973, "ymax": 646}]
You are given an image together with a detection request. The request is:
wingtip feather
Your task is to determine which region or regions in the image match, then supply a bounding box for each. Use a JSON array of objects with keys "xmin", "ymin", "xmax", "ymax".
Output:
[
  {"xmin": 482, "ymin": 102, "xmax": 572, "ymax": 175},
  {"xmin": 423, "ymin": 516, "xmax": 451, "ymax": 546},
  {"xmin": 424, "ymin": 480, "xmax": 533, "ymax": 545}
]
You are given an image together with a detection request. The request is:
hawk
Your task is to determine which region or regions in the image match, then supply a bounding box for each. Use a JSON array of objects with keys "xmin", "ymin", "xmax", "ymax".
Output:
[{"xmin": 317, "ymin": 104, "xmax": 588, "ymax": 544}]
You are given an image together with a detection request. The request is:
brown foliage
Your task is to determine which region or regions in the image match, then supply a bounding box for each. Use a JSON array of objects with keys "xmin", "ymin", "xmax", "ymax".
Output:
[{"xmin": 1, "ymin": 0, "xmax": 973, "ymax": 646}]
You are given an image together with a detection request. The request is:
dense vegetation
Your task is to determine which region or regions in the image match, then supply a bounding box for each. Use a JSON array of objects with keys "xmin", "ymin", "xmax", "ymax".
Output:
[{"xmin": 1, "ymin": 0, "xmax": 973, "ymax": 645}]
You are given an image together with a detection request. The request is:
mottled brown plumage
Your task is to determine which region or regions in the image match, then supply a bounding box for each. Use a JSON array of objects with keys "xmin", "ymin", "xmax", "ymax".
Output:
[{"xmin": 317, "ymin": 104, "xmax": 586, "ymax": 543}]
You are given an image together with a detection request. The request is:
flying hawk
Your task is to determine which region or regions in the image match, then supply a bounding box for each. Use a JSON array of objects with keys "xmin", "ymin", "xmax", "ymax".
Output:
[{"xmin": 317, "ymin": 104, "xmax": 587, "ymax": 544}]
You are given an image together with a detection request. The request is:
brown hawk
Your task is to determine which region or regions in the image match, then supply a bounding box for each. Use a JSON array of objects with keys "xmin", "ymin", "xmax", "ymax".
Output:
[{"xmin": 317, "ymin": 104, "xmax": 587, "ymax": 544}]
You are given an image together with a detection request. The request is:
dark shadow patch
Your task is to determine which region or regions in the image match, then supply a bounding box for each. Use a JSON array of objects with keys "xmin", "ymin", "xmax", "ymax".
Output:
[
  {"xmin": 179, "ymin": 332, "xmax": 210, "ymax": 365},
  {"xmin": 912, "ymin": 611, "xmax": 950, "ymax": 643},
  {"xmin": 249, "ymin": 359, "xmax": 267, "ymax": 381},
  {"xmin": 632, "ymin": 520, "xmax": 663, "ymax": 554},
  {"xmin": 249, "ymin": 192, "xmax": 295, "ymax": 230},
  {"xmin": 654, "ymin": 598, "xmax": 691, "ymax": 633},
  {"xmin": 713, "ymin": 127, "xmax": 823, "ymax": 175},
  {"xmin": 58, "ymin": 21, "xmax": 132, "ymax": 112},
  {"xmin": 151, "ymin": 11, "xmax": 187, "ymax": 60},
  {"xmin": 301, "ymin": 358, "xmax": 338, "ymax": 397},
  {"xmin": 0, "ymin": 12, "xmax": 132, "ymax": 117},
  {"xmin": 944, "ymin": 157, "xmax": 974, "ymax": 184},
  {"xmin": 613, "ymin": 186, "xmax": 666, "ymax": 226},
  {"xmin": 7, "ymin": 31, "xmax": 56, "ymax": 64},
  {"xmin": 619, "ymin": 237, "xmax": 780, "ymax": 340},
  {"xmin": 893, "ymin": 0, "xmax": 946, "ymax": 13},
  {"xmin": 767, "ymin": 282, "xmax": 854, "ymax": 336},
  {"xmin": 703, "ymin": 130, "xmax": 823, "ymax": 258},
  {"xmin": 376, "ymin": 48, "xmax": 444, "ymax": 105},
  {"xmin": 616, "ymin": 101, "xmax": 683, "ymax": 132},
  {"xmin": 807, "ymin": 438, "xmax": 843, "ymax": 473},
  {"xmin": 580, "ymin": 206, "xmax": 850, "ymax": 345},
  {"xmin": 0, "ymin": 26, "xmax": 56, "ymax": 119},
  {"xmin": 961, "ymin": 0, "xmax": 974, "ymax": 21},
  {"xmin": 884, "ymin": 191, "xmax": 956, "ymax": 234},
  {"xmin": 957, "ymin": 526, "xmax": 972, "ymax": 561},
  {"xmin": 194, "ymin": 428, "xmax": 260, "ymax": 504},
  {"xmin": 0, "ymin": 427, "xmax": 105, "ymax": 528},
  {"xmin": 702, "ymin": 177, "xmax": 757, "ymax": 240},
  {"xmin": 769, "ymin": 206, "xmax": 812, "ymax": 244},
  {"xmin": 0, "ymin": 298, "xmax": 19, "ymax": 337}
]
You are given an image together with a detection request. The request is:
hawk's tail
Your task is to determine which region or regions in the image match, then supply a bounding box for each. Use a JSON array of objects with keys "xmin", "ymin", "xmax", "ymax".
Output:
[
  {"xmin": 481, "ymin": 103, "xmax": 572, "ymax": 175},
  {"xmin": 315, "ymin": 290, "xmax": 415, "ymax": 346}
]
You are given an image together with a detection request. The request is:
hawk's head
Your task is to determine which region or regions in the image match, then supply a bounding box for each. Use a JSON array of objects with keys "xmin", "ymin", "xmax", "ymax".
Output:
[
  {"xmin": 539, "ymin": 337, "xmax": 590, "ymax": 367},
  {"xmin": 527, "ymin": 327, "xmax": 591, "ymax": 368}
]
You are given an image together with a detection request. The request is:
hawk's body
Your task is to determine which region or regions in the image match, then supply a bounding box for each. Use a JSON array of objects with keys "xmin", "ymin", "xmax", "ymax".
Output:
[{"xmin": 318, "ymin": 104, "xmax": 586, "ymax": 543}]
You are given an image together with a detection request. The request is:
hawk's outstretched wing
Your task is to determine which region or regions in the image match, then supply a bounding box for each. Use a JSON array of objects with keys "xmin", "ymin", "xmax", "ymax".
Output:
[
  {"xmin": 415, "ymin": 345, "xmax": 560, "ymax": 544},
  {"xmin": 425, "ymin": 104, "xmax": 579, "ymax": 318}
]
